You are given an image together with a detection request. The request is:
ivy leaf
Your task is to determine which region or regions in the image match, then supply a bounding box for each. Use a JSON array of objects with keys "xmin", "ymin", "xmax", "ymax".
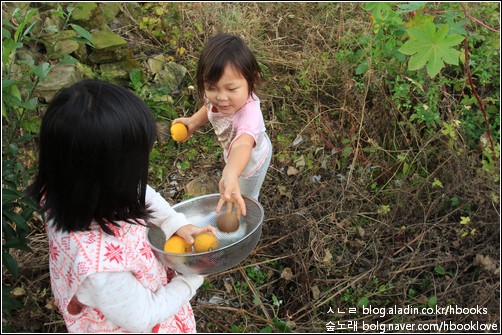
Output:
[{"xmin": 398, "ymin": 20, "xmax": 464, "ymax": 78}]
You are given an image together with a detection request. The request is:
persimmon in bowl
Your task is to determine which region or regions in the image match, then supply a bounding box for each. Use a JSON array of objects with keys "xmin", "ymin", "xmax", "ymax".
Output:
[{"xmin": 147, "ymin": 194, "xmax": 264, "ymax": 275}]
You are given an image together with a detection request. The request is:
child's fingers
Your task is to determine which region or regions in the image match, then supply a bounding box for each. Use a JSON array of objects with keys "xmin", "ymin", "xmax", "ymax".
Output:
[
  {"xmin": 216, "ymin": 198, "xmax": 225, "ymax": 213},
  {"xmin": 236, "ymin": 196, "xmax": 247, "ymax": 216},
  {"xmin": 226, "ymin": 201, "xmax": 233, "ymax": 214},
  {"xmin": 180, "ymin": 232, "xmax": 194, "ymax": 245},
  {"xmin": 205, "ymin": 225, "xmax": 217, "ymax": 235}
]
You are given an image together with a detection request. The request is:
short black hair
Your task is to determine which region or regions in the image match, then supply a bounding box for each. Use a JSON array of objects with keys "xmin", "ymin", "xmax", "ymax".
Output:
[
  {"xmin": 27, "ymin": 79, "xmax": 157, "ymax": 235},
  {"xmin": 196, "ymin": 33, "xmax": 263, "ymax": 103}
]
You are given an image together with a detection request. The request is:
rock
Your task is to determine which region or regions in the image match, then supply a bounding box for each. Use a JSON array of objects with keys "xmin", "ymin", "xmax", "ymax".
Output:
[
  {"xmin": 88, "ymin": 26, "xmax": 128, "ymax": 64},
  {"xmin": 99, "ymin": 3, "xmax": 121, "ymax": 23},
  {"xmin": 15, "ymin": 47, "xmax": 38, "ymax": 65},
  {"xmin": 42, "ymin": 30, "xmax": 80, "ymax": 56},
  {"xmin": 148, "ymin": 54, "xmax": 166, "ymax": 75},
  {"xmin": 71, "ymin": 3, "xmax": 98, "ymax": 22},
  {"xmin": 2, "ymin": 2, "xmax": 30, "ymax": 20},
  {"xmin": 39, "ymin": 16, "xmax": 59, "ymax": 37},
  {"xmin": 124, "ymin": 3, "xmax": 142, "ymax": 20},
  {"xmin": 91, "ymin": 25, "xmax": 127, "ymax": 50},
  {"xmin": 71, "ymin": 2, "xmax": 107, "ymax": 30},
  {"xmin": 156, "ymin": 121, "xmax": 170, "ymax": 143},
  {"xmin": 88, "ymin": 47, "xmax": 129, "ymax": 64},
  {"xmin": 185, "ymin": 175, "xmax": 219, "ymax": 197},
  {"xmin": 75, "ymin": 62, "xmax": 95, "ymax": 79},
  {"xmin": 154, "ymin": 62, "xmax": 187, "ymax": 93},
  {"xmin": 99, "ymin": 61, "xmax": 134, "ymax": 85},
  {"xmin": 35, "ymin": 64, "xmax": 84, "ymax": 103},
  {"xmin": 73, "ymin": 43, "xmax": 89, "ymax": 63}
]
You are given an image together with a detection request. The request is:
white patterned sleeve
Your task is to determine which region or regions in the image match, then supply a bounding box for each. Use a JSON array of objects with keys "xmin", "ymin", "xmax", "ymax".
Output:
[
  {"xmin": 145, "ymin": 185, "xmax": 189, "ymax": 238},
  {"xmin": 76, "ymin": 271, "xmax": 203, "ymax": 332}
]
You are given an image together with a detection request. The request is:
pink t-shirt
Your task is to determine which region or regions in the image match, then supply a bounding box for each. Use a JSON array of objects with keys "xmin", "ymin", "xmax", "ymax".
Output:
[{"xmin": 207, "ymin": 94, "xmax": 270, "ymax": 177}]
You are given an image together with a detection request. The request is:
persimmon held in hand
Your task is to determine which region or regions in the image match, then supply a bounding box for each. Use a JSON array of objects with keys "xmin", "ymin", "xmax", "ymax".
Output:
[
  {"xmin": 171, "ymin": 123, "xmax": 188, "ymax": 142},
  {"xmin": 217, "ymin": 212, "xmax": 239, "ymax": 232}
]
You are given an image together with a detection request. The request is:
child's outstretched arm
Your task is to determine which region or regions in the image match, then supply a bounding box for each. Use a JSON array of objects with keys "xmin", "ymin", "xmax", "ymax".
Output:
[
  {"xmin": 146, "ymin": 185, "xmax": 190, "ymax": 237},
  {"xmin": 216, "ymin": 134, "xmax": 255, "ymax": 217},
  {"xmin": 147, "ymin": 185, "xmax": 216, "ymax": 242},
  {"xmin": 172, "ymin": 105, "xmax": 209, "ymax": 142}
]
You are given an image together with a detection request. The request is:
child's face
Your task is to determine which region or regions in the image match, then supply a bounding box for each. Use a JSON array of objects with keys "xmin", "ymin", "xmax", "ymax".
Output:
[{"xmin": 205, "ymin": 64, "xmax": 249, "ymax": 115}]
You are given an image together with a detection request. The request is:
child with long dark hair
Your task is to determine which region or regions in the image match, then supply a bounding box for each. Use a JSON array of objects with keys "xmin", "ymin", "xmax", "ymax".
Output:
[{"xmin": 28, "ymin": 79, "xmax": 215, "ymax": 333}]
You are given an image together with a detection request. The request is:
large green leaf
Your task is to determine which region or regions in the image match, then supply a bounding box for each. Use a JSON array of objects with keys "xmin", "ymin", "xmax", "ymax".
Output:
[
  {"xmin": 2, "ymin": 252, "xmax": 19, "ymax": 279},
  {"xmin": 398, "ymin": 20, "xmax": 464, "ymax": 78}
]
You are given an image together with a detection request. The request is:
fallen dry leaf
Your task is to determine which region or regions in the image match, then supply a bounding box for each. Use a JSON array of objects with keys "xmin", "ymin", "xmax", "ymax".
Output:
[
  {"xmin": 474, "ymin": 254, "xmax": 499, "ymax": 274},
  {"xmin": 323, "ymin": 249, "xmax": 333, "ymax": 265},
  {"xmin": 223, "ymin": 280, "xmax": 233, "ymax": 294},
  {"xmin": 281, "ymin": 267, "xmax": 294, "ymax": 280},
  {"xmin": 11, "ymin": 287, "xmax": 25, "ymax": 296},
  {"xmin": 311, "ymin": 285, "xmax": 320, "ymax": 300},
  {"xmin": 287, "ymin": 166, "xmax": 299, "ymax": 175},
  {"xmin": 358, "ymin": 226, "xmax": 365, "ymax": 238}
]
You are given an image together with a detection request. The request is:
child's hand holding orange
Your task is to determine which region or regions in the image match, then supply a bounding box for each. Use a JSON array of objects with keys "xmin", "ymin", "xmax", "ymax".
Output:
[
  {"xmin": 171, "ymin": 118, "xmax": 196, "ymax": 142},
  {"xmin": 174, "ymin": 224, "xmax": 217, "ymax": 245},
  {"xmin": 171, "ymin": 123, "xmax": 188, "ymax": 142}
]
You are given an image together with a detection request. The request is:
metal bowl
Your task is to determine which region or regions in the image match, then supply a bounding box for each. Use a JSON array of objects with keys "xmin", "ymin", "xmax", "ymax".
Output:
[{"xmin": 147, "ymin": 194, "xmax": 264, "ymax": 275}]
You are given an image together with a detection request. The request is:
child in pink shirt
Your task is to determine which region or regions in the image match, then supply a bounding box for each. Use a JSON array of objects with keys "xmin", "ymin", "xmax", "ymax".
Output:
[
  {"xmin": 173, "ymin": 33, "xmax": 272, "ymax": 216},
  {"xmin": 27, "ymin": 79, "xmax": 215, "ymax": 333}
]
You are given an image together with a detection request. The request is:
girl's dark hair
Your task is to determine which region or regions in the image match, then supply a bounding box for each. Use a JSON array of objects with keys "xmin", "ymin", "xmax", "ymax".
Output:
[
  {"xmin": 196, "ymin": 33, "xmax": 263, "ymax": 102},
  {"xmin": 27, "ymin": 79, "xmax": 157, "ymax": 235}
]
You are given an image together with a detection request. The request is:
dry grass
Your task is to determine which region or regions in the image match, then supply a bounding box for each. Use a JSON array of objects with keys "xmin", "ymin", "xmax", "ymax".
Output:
[{"xmin": 3, "ymin": 2, "xmax": 499, "ymax": 333}]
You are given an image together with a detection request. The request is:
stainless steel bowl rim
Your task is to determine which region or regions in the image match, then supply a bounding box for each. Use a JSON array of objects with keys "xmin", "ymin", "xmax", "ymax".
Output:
[{"xmin": 148, "ymin": 193, "xmax": 264, "ymax": 256}]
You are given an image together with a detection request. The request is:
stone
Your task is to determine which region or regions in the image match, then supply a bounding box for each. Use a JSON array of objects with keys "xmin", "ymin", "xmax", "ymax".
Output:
[
  {"xmin": 91, "ymin": 26, "xmax": 126, "ymax": 50},
  {"xmin": 147, "ymin": 54, "xmax": 166, "ymax": 75},
  {"xmin": 71, "ymin": 3, "xmax": 98, "ymax": 22},
  {"xmin": 99, "ymin": 61, "xmax": 133, "ymax": 85},
  {"xmin": 35, "ymin": 64, "xmax": 84, "ymax": 103},
  {"xmin": 99, "ymin": 3, "xmax": 121, "ymax": 23},
  {"xmin": 41, "ymin": 30, "xmax": 81, "ymax": 56},
  {"xmin": 88, "ymin": 26, "xmax": 128, "ymax": 64},
  {"xmin": 124, "ymin": 3, "xmax": 142, "ymax": 20},
  {"xmin": 156, "ymin": 121, "xmax": 170, "ymax": 143},
  {"xmin": 75, "ymin": 62, "xmax": 95, "ymax": 79},
  {"xmin": 88, "ymin": 47, "xmax": 129, "ymax": 64},
  {"xmin": 154, "ymin": 61, "xmax": 187, "ymax": 93},
  {"xmin": 185, "ymin": 175, "xmax": 219, "ymax": 197}
]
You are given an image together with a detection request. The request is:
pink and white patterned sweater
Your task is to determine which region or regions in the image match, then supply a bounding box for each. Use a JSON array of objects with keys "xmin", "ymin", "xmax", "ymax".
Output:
[{"xmin": 45, "ymin": 186, "xmax": 201, "ymax": 333}]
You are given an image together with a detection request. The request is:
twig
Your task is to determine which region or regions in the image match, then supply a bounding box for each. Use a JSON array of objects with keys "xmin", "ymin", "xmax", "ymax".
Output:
[
  {"xmin": 346, "ymin": 75, "xmax": 371, "ymax": 186},
  {"xmin": 238, "ymin": 267, "xmax": 273, "ymax": 324},
  {"xmin": 466, "ymin": 14, "xmax": 500, "ymax": 33},
  {"xmin": 461, "ymin": 3, "xmax": 497, "ymax": 161},
  {"xmin": 215, "ymin": 254, "xmax": 296, "ymax": 277},
  {"xmin": 463, "ymin": 36, "xmax": 496, "ymax": 160},
  {"xmin": 43, "ymin": 320, "xmax": 65, "ymax": 326}
]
